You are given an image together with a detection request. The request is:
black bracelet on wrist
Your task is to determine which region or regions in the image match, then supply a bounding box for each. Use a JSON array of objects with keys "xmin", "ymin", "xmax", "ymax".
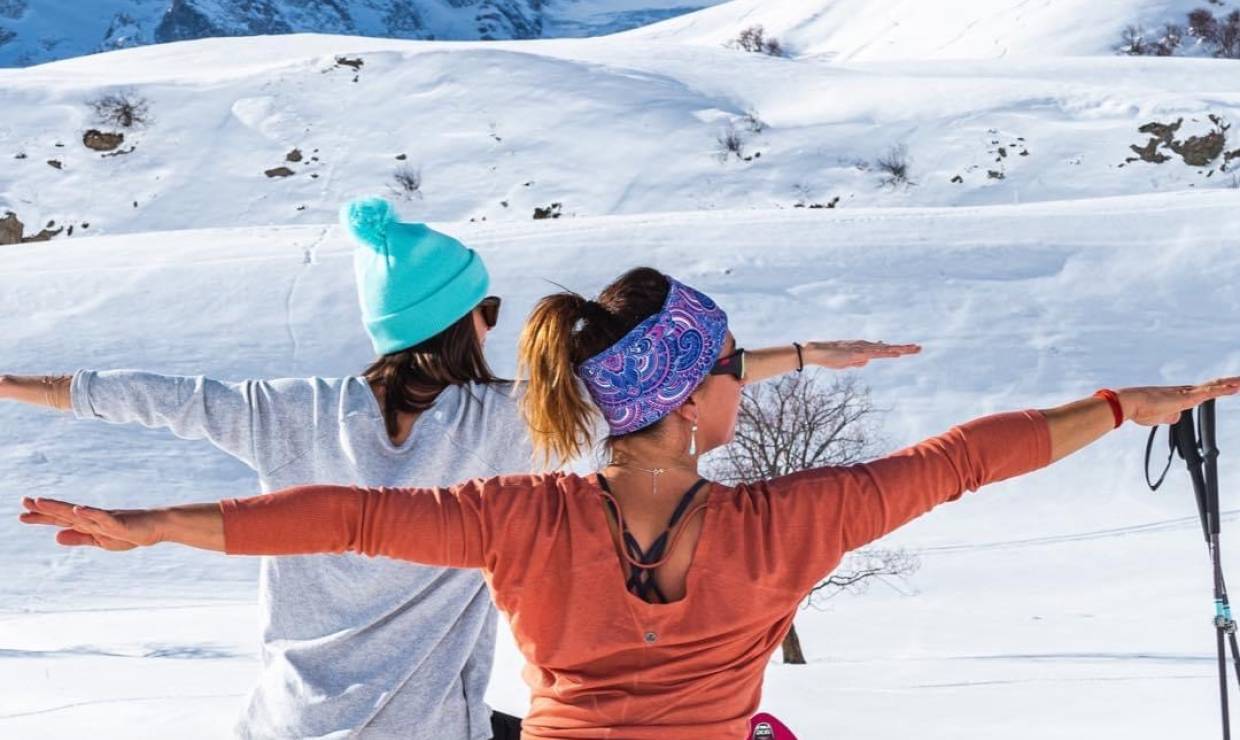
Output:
[{"xmin": 793, "ymin": 342, "xmax": 804, "ymax": 373}]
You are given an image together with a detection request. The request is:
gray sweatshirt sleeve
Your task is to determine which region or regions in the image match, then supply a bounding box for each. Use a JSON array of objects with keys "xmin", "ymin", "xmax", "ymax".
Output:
[{"xmin": 71, "ymin": 369, "xmax": 261, "ymax": 470}]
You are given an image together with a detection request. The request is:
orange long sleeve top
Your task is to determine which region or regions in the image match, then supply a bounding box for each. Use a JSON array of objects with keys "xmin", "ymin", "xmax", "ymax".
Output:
[{"xmin": 221, "ymin": 410, "xmax": 1051, "ymax": 739}]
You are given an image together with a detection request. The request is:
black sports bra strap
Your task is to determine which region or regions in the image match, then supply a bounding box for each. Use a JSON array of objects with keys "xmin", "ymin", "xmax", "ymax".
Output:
[{"xmin": 596, "ymin": 474, "xmax": 709, "ymax": 604}]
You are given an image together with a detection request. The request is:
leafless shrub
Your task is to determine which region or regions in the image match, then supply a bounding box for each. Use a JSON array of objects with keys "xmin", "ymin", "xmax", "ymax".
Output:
[
  {"xmin": 1120, "ymin": 24, "xmax": 1149, "ymax": 55},
  {"xmin": 1176, "ymin": 8, "xmax": 1240, "ymax": 57},
  {"xmin": 709, "ymin": 372, "xmax": 901, "ymax": 664},
  {"xmin": 88, "ymin": 89, "xmax": 150, "ymax": 129},
  {"xmin": 1158, "ymin": 23, "xmax": 1185, "ymax": 55},
  {"xmin": 742, "ymin": 107, "xmax": 767, "ymax": 134},
  {"xmin": 808, "ymin": 549, "xmax": 920, "ymax": 607},
  {"xmin": 876, "ymin": 144, "xmax": 913, "ymax": 188},
  {"xmin": 715, "ymin": 122, "xmax": 747, "ymax": 162},
  {"xmin": 1218, "ymin": 10, "xmax": 1240, "ymax": 58},
  {"xmin": 1189, "ymin": 8, "xmax": 1221, "ymax": 44},
  {"xmin": 391, "ymin": 165, "xmax": 422, "ymax": 199},
  {"xmin": 733, "ymin": 25, "xmax": 784, "ymax": 57}
]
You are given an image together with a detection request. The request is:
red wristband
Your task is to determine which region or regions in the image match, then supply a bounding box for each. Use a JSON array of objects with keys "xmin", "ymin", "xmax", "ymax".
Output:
[{"xmin": 1093, "ymin": 389, "xmax": 1124, "ymax": 428}]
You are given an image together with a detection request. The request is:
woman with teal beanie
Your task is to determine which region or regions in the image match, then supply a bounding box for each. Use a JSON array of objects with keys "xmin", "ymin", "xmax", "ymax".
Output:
[
  {"xmin": 2, "ymin": 198, "xmax": 917, "ymax": 738},
  {"xmin": 2, "ymin": 197, "xmax": 531, "ymax": 739}
]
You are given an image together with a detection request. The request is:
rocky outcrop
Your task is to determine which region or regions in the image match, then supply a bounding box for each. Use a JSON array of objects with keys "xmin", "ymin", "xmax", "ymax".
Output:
[{"xmin": 83, "ymin": 129, "xmax": 125, "ymax": 151}]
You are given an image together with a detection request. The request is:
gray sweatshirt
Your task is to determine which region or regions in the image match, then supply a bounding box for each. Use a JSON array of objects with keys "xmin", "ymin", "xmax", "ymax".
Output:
[{"xmin": 71, "ymin": 370, "xmax": 538, "ymax": 740}]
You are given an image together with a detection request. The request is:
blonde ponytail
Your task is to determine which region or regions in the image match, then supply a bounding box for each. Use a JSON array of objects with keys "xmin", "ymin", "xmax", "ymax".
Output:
[
  {"xmin": 518, "ymin": 293, "xmax": 599, "ymax": 464},
  {"xmin": 518, "ymin": 267, "xmax": 673, "ymax": 465}
]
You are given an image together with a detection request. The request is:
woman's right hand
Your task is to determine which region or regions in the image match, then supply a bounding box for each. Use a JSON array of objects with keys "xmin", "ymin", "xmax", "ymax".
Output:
[
  {"xmin": 19, "ymin": 498, "xmax": 162, "ymax": 551},
  {"xmin": 1119, "ymin": 377, "xmax": 1240, "ymax": 426}
]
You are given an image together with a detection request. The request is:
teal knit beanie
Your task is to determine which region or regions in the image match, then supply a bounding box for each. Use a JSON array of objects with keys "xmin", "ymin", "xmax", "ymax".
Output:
[{"xmin": 340, "ymin": 197, "xmax": 490, "ymax": 355}]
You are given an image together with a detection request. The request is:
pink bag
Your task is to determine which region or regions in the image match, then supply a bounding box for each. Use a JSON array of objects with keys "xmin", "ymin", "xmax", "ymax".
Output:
[{"xmin": 750, "ymin": 712, "xmax": 797, "ymax": 739}]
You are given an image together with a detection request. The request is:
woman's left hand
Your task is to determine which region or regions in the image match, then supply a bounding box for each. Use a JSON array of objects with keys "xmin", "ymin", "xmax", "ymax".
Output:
[
  {"xmin": 805, "ymin": 340, "xmax": 921, "ymax": 370},
  {"xmin": 19, "ymin": 497, "xmax": 161, "ymax": 551}
]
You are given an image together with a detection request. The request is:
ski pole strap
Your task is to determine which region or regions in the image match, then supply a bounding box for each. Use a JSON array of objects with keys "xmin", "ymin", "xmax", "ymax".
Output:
[
  {"xmin": 1093, "ymin": 389, "xmax": 1125, "ymax": 428},
  {"xmin": 1145, "ymin": 425, "xmax": 1176, "ymax": 491}
]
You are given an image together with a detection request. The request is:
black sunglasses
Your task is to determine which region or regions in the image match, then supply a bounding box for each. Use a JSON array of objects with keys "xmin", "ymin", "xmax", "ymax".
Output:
[
  {"xmin": 709, "ymin": 348, "xmax": 745, "ymax": 380},
  {"xmin": 478, "ymin": 296, "xmax": 502, "ymax": 329}
]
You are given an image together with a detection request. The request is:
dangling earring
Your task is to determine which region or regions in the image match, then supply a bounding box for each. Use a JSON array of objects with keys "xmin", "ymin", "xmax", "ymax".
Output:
[{"xmin": 688, "ymin": 421, "xmax": 698, "ymax": 457}]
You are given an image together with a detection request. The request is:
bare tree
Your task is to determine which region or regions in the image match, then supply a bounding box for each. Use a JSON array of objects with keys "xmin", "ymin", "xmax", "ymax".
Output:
[
  {"xmin": 1119, "ymin": 24, "xmax": 1148, "ymax": 55},
  {"xmin": 708, "ymin": 371, "xmax": 918, "ymax": 664},
  {"xmin": 1189, "ymin": 8, "xmax": 1221, "ymax": 44},
  {"xmin": 876, "ymin": 144, "xmax": 913, "ymax": 188},
  {"xmin": 733, "ymin": 25, "xmax": 784, "ymax": 57},
  {"xmin": 715, "ymin": 122, "xmax": 747, "ymax": 162},
  {"xmin": 390, "ymin": 165, "xmax": 423, "ymax": 200},
  {"xmin": 1218, "ymin": 10, "xmax": 1240, "ymax": 58},
  {"xmin": 88, "ymin": 89, "xmax": 151, "ymax": 129}
]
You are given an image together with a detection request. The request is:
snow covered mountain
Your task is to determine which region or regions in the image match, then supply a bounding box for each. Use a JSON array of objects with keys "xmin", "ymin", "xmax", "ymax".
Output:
[
  {"xmin": 3, "ymin": 26, "xmax": 1240, "ymax": 244},
  {"xmin": 0, "ymin": 0, "xmax": 723, "ymax": 67}
]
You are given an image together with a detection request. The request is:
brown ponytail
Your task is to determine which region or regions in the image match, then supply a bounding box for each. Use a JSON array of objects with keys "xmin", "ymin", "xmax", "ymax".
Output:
[{"xmin": 518, "ymin": 267, "xmax": 671, "ymax": 464}]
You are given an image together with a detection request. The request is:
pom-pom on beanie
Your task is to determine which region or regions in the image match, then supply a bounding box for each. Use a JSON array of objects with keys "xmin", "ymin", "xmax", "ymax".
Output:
[{"xmin": 341, "ymin": 197, "xmax": 490, "ymax": 355}]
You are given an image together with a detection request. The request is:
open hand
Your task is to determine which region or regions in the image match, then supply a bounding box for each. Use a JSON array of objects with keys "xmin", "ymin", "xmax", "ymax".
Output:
[
  {"xmin": 805, "ymin": 340, "xmax": 921, "ymax": 370},
  {"xmin": 1120, "ymin": 377, "xmax": 1240, "ymax": 426},
  {"xmin": 19, "ymin": 497, "xmax": 161, "ymax": 551}
]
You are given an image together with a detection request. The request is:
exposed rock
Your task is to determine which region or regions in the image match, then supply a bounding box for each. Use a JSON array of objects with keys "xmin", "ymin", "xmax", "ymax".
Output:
[
  {"xmin": 1132, "ymin": 116, "xmax": 1229, "ymax": 167},
  {"xmin": 1138, "ymin": 119, "xmax": 1182, "ymax": 143},
  {"xmin": 265, "ymin": 166, "xmax": 295, "ymax": 178},
  {"xmin": 533, "ymin": 202, "xmax": 562, "ymax": 220},
  {"xmin": 83, "ymin": 129, "xmax": 124, "ymax": 152},
  {"xmin": 1170, "ymin": 130, "xmax": 1226, "ymax": 167},
  {"xmin": 157, "ymin": 0, "xmax": 295, "ymax": 43},
  {"xmin": 476, "ymin": 0, "xmax": 542, "ymax": 40},
  {"xmin": 335, "ymin": 55, "xmax": 364, "ymax": 70},
  {"xmin": 2, "ymin": 211, "xmax": 67, "ymax": 244},
  {"xmin": 0, "ymin": 211, "xmax": 22, "ymax": 245},
  {"xmin": 46, "ymin": 159, "xmax": 62, "ymax": 169},
  {"xmin": 285, "ymin": 147, "xmax": 303, "ymax": 162},
  {"xmin": 101, "ymin": 146, "xmax": 136, "ymax": 158},
  {"xmin": 1130, "ymin": 138, "xmax": 1170, "ymax": 164},
  {"xmin": 0, "ymin": 2, "xmax": 27, "ymax": 22},
  {"xmin": 23, "ymin": 224, "xmax": 63, "ymax": 242}
]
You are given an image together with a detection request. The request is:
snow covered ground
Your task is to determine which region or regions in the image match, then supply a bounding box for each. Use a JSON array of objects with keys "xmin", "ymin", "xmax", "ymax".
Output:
[
  {"xmin": 4, "ymin": 10, "xmax": 1240, "ymax": 240},
  {"xmin": 3, "ymin": 0, "xmax": 1240, "ymax": 737},
  {"xmin": 3, "ymin": 192, "xmax": 1239, "ymax": 737}
]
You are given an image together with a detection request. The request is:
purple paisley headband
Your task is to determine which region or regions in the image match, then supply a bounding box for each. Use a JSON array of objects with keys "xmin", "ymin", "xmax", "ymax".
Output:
[{"xmin": 576, "ymin": 278, "xmax": 728, "ymax": 436}]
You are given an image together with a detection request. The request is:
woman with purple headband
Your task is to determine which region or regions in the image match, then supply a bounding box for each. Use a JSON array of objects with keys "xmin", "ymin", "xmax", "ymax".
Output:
[{"xmin": 21, "ymin": 267, "xmax": 1240, "ymax": 739}]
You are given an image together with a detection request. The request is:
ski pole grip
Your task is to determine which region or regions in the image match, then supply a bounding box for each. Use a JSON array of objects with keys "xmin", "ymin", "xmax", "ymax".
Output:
[{"xmin": 1093, "ymin": 389, "xmax": 1125, "ymax": 428}]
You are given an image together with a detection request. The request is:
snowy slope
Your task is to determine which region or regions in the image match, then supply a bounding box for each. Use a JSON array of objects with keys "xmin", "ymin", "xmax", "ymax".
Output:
[
  {"xmin": 627, "ymin": 0, "xmax": 1235, "ymax": 60},
  {"xmin": 0, "ymin": 0, "xmax": 725, "ymax": 67},
  {"xmin": 2, "ymin": 193, "xmax": 1239, "ymax": 737},
  {"xmin": 3, "ymin": 31, "xmax": 1240, "ymax": 244}
]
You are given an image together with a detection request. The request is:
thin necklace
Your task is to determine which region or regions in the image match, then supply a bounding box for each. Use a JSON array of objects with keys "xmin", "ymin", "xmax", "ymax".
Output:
[{"xmin": 607, "ymin": 462, "xmax": 694, "ymax": 496}]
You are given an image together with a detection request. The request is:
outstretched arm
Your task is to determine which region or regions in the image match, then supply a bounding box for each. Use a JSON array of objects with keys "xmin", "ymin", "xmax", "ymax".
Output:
[
  {"xmin": 20, "ymin": 477, "xmax": 526, "ymax": 570},
  {"xmin": 3, "ymin": 370, "xmax": 266, "ymax": 470},
  {"xmin": 763, "ymin": 377, "xmax": 1240, "ymax": 590},
  {"xmin": 0, "ymin": 374, "xmax": 72, "ymax": 410},
  {"xmin": 742, "ymin": 341, "xmax": 921, "ymax": 384}
]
